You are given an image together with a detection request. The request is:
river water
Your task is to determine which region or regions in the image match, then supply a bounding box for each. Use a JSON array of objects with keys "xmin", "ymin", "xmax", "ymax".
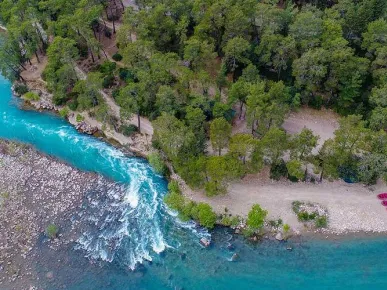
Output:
[{"xmin": 1, "ymin": 75, "xmax": 387, "ymax": 289}]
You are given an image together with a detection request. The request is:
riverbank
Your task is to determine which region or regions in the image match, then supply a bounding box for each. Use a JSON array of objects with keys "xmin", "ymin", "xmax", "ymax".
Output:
[
  {"xmin": 15, "ymin": 72, "xmax": 387, "ymax": 238},
  {"xmin": 0, "ymin": 140, "xmax": 139, "ymax": 289},
  {"xmin": 184, "ymin": 167, "xmax": 387, "ymax": 236}
]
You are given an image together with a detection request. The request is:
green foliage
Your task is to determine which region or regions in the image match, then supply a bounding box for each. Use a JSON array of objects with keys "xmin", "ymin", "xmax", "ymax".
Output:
[
  {"xmin": 194, "ymin": 203, "xmax": 217, "ymax": 229},
  {"xmin": 297, "ymin": 211, "xmax": 317, "ymax": 222},
  {"xmin": 148, "ymin": 151, "xmax": 167, "ymax": 175},
  {"xmin": 102, "ymin": 75, "xmax": 115, "ymax": 89},
  {"xmin": 112, "ymin": 53, "xmax": 123, "ymax": 62},
  {"xmin": 14, "ymin": 84, "xmax": 28, "ymax": 96},
  {"xmin": 286, "ymin": 160, "xmax": 304, "ymax": 181},
  {"xmin": 59, "ymin": 107, "xmax": 69, "ymax": 118},
  {"xmin": 270, "ymin": 159, "xmax": 288, "ymax": 181},
  {"xmin": 283, "ymin": 224, "xmax": 290, "ymax": 233},
  {"xmin": 315, "ymin": 216, "xmax": 328, "ymax": 228},
  {"xmin": 99, "ymin": 61, "xmax": 117, "ymax": 76},
  {"xmin": 119, "ymin": 124, "xmax": 138, "ymax": 136},
  {"xmin": 247, "ymin": 204, "xmax": 268, "ymax": 230},
  {"xmin": 164, "ymin": 181, "xmax": 217, "ymax": 229},
  {"xmin": 210, "ymin": 118, "xmax": 232, "ymax": 156},
  {"xmin": 76, "ymin": 114, "xmax": 84, "ymax": 122},
  {"xmin": 23, "ymin": 92, "xmax": 40, "ymax": 101},
  {"xmin": 46, "ymin": 224, "xmax": 59, "ymax": 239}
]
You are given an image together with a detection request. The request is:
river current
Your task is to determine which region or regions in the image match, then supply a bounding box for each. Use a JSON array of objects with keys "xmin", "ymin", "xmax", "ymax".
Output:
[{"xmin": 1, "ymin": 75, "xmax": 387, "ymax": 289}]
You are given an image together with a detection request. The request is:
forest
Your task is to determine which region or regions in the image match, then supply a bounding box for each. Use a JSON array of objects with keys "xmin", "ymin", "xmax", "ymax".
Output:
[{"xmin": 0, "ymin": 0, "xmax": 387, "ymax": 200}]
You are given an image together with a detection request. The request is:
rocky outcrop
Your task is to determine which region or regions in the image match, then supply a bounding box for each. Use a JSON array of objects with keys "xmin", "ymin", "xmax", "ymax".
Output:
[{"xmin": 75, "ymin": 121, "xmax": 98, "ymax": 135}]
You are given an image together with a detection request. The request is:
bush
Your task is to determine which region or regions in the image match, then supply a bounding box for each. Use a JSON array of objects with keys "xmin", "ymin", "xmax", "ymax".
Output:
[
  {"xmin": 76, "ymin": 114, "xmax": 84, "ymax": 122},
  {"xmin": 59, "ymin": 107, "xmax": 69, "ymax": 118},
  {"xmin": 315, "ymin": 216, "xmax": 328, "ymax": 228},
  {"xmin": 99, "ymin": 61, "xmax": 116, "ymax": 75},
  {"xmin": 283, "ymin": 224, "xmax": 290, "ymax": 233},
  {"xmin": 68, "ymin": 99, "xmax": 79, "ymax": 111},
  {"xmin": 270, "ymin": 160, "xmax": 288, "ymax": 180},
  {"xmin": 102, "ymin": 75, "xmax": 115, "ymax": 88},
  {"xmin": 247, "ymin": 204, "xmax": 268, "ymax": 230},
  {"xmin": 23, "ymin": 92, "xmax": 40, "ymax": 101},
  {"xmin": 164, "ymin": 181, "xmax": 217, "ymax": 229},
  {"xmin": 118, "ymin": 68, "xmax": 135, "ymax": 81},
  {"xmin": 148, "ymin": 151, "xmax": 167, "ymax": 175},
  {"xmin": 46, "ymin": 224, "xmax": 59, "ymax": 239},
  {"xmin": 112, "ymin": 53, "xmax": 123, "ymax": 61},
  {"xmin": 194, "ymin": 202, "xmax": 217, "ymax": 229},
  {"xmin": 14, "ymin": 84, "xmax": 28, "ymax": 96},
  {"xmin": 297, "ymin": 211, "xmax": 317, "ymax": 221},
  {"xmin": 112, "ymin": 88, "xmax": 120, "ymax": 99},
  {"xmin": 119, "ymin": 124, "xmax": 138, "ymax": 136}
]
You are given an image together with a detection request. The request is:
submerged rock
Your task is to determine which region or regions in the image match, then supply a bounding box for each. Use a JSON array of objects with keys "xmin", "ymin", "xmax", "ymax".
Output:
[{"xmin": 200, "ymin": 238, "xmax": 210, "ymax": 247}]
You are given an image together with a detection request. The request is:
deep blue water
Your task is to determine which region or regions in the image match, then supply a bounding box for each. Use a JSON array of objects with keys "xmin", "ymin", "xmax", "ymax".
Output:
[{"xmin": 1, "ymin": 75, "xmax": 387, "ymax": 289}]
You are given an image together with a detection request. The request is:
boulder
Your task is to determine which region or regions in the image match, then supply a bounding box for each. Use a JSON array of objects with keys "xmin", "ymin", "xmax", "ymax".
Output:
[
  {"xmin": 200, "ymin": 237, "xmax": 210, "ymax": 247},
  {"xmin": 275, "ymin": 232, "xmax": 283, "ymax": 241}
]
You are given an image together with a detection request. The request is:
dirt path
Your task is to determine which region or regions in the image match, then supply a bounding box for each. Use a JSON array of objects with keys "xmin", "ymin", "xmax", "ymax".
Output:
[
  {"xmin": 185, "ymin": 172, "xmax": 387, "ymax": 234},
  {"xmin": 75, "ymin": 66, "xmax": 153, "ymax": 135}
]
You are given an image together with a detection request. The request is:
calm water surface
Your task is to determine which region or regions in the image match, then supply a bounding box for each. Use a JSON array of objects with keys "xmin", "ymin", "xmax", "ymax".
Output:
[{"xmin": 1, "ymin": 75, "xmax": 387, "ymax": 290}]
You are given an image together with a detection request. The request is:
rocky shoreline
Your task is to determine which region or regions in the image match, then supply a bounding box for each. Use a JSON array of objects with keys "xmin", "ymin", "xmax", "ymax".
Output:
[{"xmin": 0, "ymin": 140, "xmax": 124, "ymax": 290}]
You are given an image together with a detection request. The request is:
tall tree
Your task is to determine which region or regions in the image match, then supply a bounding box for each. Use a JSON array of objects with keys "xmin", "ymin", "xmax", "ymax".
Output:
[{"xmin": 210, "ymin": 117, "xmax": 232, "ymax": 156}]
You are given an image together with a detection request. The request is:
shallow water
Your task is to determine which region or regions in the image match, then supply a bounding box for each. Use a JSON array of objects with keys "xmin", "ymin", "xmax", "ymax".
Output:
[{"xmin": 1, "ymin": 75, "xmax": 387, "ymax": 289}]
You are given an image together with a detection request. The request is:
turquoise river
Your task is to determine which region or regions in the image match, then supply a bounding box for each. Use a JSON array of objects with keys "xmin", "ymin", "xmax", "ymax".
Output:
[{"xmin": 1, "ymin": 74, "xmax": 387, "ymax": 289}]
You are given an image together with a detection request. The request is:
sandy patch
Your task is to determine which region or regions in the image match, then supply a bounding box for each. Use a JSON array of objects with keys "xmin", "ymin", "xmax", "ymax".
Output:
[
  {"xmin": 282, "ymin": 107, "xmax": 339, "ymax": 150},
  {"xmin": 184, "ymin": 169, "xmax": 387, "ymax": 234}
]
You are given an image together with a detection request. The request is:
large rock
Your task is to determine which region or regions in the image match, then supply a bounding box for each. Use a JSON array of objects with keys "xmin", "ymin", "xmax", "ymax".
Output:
[
  {"xmin": 75, "ymin": 121, "xmax": 98, "ymax": 135},
  {"xmin": 275, "ymin": 232, "xmax": 283, "ymax": 241}
]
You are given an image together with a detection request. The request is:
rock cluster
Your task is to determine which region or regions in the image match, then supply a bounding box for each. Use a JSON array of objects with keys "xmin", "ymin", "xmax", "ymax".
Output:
[
  {"xmin": 0, "ymin": 140, "xmax": 114, "ymax": 289},
  {"xmin": 75, "ymin": 121, "xmax": 98, "ymax": 135}
]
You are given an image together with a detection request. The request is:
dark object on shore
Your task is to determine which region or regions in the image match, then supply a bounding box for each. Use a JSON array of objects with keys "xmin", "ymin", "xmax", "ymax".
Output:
[
  {"xmin": 377, "ymin": 193, "xmax": 387, "ymax": 199},
  {"xmin": 200, "ymin": 237, "xmax": 210, "ymax": 247}
]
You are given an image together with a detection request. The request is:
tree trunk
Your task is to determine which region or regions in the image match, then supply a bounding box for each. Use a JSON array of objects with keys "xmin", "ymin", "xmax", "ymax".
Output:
[
  {"xmin": 319, "ymin": 167, "xmax": 324, "ymax": 182},
  {"xmin": 218, "ymin": 147, "xmax": 221, "ymax": 156},
  {"xmin": 239, "ymin": 102, "xmax": 243, "ymax": 119},
  {"xmin": 89, "ymin": 48, "xmax": 95, "ymax": 62},
  {"xmin": 137, "ymin": 112, "xmax": 141, "ymax": 132},
  {"xmin": 110, "ymin": 8, "xmax": 116, "ymax": 34},
  {"xmin": 35, "ymin": 51, "xmax": 40, "ymax": 63}
]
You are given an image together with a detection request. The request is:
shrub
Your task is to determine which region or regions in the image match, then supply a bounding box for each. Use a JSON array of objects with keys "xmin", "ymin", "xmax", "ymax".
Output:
[
  {"xmin": 119, "ymin": 68, "xmax": 135, "ymax": 81},
  {"xmin": 283, "ymin": 224, "xmax": 290, "ymax": 233},
  {"xmin": 14, "ymin": 84, "xmax": 28, "ymax": 96},
  {"xmin": 112, "ymin": 88, "xmax": 120, "ymax": 99},
  {"xmin": 315, "ymin": 216, "xmax": 328, "ymax": 228},
  {"xmin": 68, "ymin": 99, "xmax": 79, "ymax": 111},
  {"xmin": 195, "ymin": 202, "xmax": 217, "ymax": 229},
  {"xmin": 247, "ymin": 204, "xmax": 268, "ymax": 230},
  {"xmin": 46, "ymin": 224, "xmax": 59, "ymax": 239},
  {"xmin": 76, "ymin": 114, "xmax": 84, "ymax": 122},
  {"xmin": 99, "ymin": 61, "xmax": 116, "ymax": 75},
  {"xmin": 59, "ymin": 107, "xmax": 69, "ymax": 118},
  {"xmin": 148, "ymin": 151, "xmax": 167, "ymax": 175},
  {"xmin": 164, "ymin": 188, "xmax": 185, "ymax": 212},
  {"xmin": 102, "ymin": 75, "xmax": 115, "ymax": 88},
  {"xmin": 297, "ymin": 211, "xmax": 317, "ymax": 221},
  {"xmin": 119, "ymin": 124, "xmax": 138, "ymax": 136},
  {"xmin": 270, "ymin": 160, "xmax": 288, "ymax": 180},
  {"xmin": 23, "ymin": 92, "xmax": 40, "ymax": 101},
  {"xmin": 112, "ymin": 53, "xmax": 123, "ymax": 61}
]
